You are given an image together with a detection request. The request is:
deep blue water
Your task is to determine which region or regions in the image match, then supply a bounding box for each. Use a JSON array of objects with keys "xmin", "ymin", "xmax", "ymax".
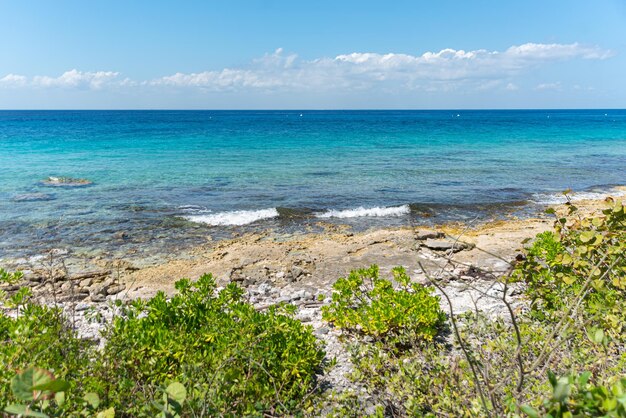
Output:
[{"xmin": 1, "ymin": 110, "xmax": 625, "ymax": 260}]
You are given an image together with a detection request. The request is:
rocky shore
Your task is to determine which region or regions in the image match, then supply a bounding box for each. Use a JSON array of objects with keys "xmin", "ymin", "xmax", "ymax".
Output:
[{"xmin": 1, "ymin": 192, "xmax": 622, "ymax": 398}]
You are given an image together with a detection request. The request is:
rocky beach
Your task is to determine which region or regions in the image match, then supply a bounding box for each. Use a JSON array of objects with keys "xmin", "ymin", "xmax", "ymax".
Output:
[{"xmin": 3, "ymin": 191, "xmax": 623, "ymax": 402}]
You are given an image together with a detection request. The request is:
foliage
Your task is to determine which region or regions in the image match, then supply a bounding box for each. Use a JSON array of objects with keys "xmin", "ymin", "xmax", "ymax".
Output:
[
  {"xmin": 3, "ymin": 367, "xmax": 114, "ymax": 418},
  {"xmin": 0, "ymin": 299, "xmax": 92, "ymax": 413},
  {"xmin": 521, "ymin": 372, "xmax": 626, "ymax": 418},
  {"xmin": 3, "ymin": 197, "xmax": 626, "ymax": 417},
  {"xmin": 321, "ymin": 265, "xmax": 446, "ymax": 345},
  {"xmin": 1, "ymin": 273, "xmax": 324, "ymax": 417},
  {"xmin": 514, "ymin": 198, "xmax": 626, "ymax": 337},
  {"xmin": 320, "ymin": 198, "xmax": 626, "ymax": 417}
]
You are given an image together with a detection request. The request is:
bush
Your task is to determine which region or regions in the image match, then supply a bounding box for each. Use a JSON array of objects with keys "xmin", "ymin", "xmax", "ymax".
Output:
[
  {"xmin": 321, "ymin": 265, "xmax": 446, "ymax": 346},
  {"xmin": 321, "ymin": 266, "xmax": 451, "ymax": 416},
  {"xmin": 1, "ymin": 270, "xmax": 93, "ymax": 414},
  {"xmin": 90, "ymin": 274, "xmax": 325, "ymax": 416},
  {"xmin": 514, "ymin": 199, "xmax": 626, "ymax": 337},
  {"xmin": 522, "ymin": 372, "xmax": 626, "ymax": 418},
  {"xmin": 1, "ymin": 273, "xmax": 325, "ymax": 417}
]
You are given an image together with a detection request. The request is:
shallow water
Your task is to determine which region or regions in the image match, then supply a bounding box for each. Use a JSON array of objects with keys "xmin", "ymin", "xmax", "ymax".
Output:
[{"xmin": 1, "ymin": 110, "xmax": 625, "ymax": 260}]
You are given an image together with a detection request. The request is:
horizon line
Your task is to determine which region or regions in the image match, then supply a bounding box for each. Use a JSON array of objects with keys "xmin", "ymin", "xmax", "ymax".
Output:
[{"xmin": 1, "ymin": 107, "xmax": 625, "ymax": 111}]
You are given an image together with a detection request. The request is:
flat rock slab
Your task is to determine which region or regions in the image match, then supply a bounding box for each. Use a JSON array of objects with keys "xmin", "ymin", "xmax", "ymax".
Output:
[
  {"xmin": 423, "ymin": 238, "xmax": 473, "ymax": 252},
  {"xmin": 415, "ymin": 229, "xmax": 444, "ymax": 240}
]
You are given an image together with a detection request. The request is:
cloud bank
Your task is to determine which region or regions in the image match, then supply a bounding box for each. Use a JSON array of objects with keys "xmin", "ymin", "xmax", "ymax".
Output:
[{"xmin": 0, "ymin": 43, "xmax": 611, "ymax": 94}]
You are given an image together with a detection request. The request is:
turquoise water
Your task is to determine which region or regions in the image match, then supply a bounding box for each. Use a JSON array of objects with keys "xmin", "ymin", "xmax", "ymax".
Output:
[{"xmin": 1, "ymin": 110, "xmax": 625, "ymax": 260}]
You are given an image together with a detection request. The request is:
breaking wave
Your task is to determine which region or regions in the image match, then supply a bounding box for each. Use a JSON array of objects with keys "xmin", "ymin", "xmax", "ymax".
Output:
[
  {"xmin": 315, "ymin": 205, "xmax": 411, "ymax": 219},
  {"xmin": 185, "ymin": 208, "xmax": 280, "ymax": 226},
  {"xmin": 530, "ymin": 186, "xmax": 626, "ymax": 205}
]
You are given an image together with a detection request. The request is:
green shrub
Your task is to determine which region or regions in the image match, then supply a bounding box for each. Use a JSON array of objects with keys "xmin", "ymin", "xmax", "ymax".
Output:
[
  {"xmin": 321, "ymin": 265, "xmax": 446, "ymax": 345},
  {"xmin": 321, "ymin": 265, "xmax": 452, "ymax": 415},
  {"xmin": 91, "ymin": 274, "xmax": 325, "ymax": 416},
  {"xmin": 2, "ymin": 272, "xmax": 325, "ymax": 417},
  {"xmin": 514, "ymin": 199, "xmax": 626, "ymax": 337},
  {"xmin": 0, "ymin": 299, "xmax": 92, "ymax": 414},
  {"xmin": 521, "ymin": 372, "xmax": 626, "ymax": 418}
]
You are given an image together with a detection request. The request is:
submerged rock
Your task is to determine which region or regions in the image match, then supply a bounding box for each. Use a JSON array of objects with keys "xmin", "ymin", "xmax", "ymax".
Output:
[
  {"xmin": 12, "ymin": 192, "xmax": 55, "ymax": 202},
  {"xmin": 40, "ymin": 176, "xmax": 93, "ymax": 187}
]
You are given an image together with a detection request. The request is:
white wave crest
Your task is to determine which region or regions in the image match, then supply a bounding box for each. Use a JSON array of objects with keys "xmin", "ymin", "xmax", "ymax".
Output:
[
  {"xmin": 316, "ymin": 205, "xmax": 410, "ymax": 219},
  {"xmin": 530, "ymin": 188, "xmax": 626, "ymax": 205},
  {"xmin": 185, "ymin": 208, "xmax": 279, "ymax": 226}
]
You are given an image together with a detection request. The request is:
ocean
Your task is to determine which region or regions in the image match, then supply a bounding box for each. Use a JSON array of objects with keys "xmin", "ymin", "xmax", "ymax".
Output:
[{"xmin": 1, "ymin": 109, "xmax": 625, "ymax": 261}]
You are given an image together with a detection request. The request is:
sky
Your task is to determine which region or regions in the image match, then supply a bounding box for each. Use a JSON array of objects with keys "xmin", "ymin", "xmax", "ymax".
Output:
[{"xmin": 1, "ymin": 0, "xmax": 625, "ymax": 109}]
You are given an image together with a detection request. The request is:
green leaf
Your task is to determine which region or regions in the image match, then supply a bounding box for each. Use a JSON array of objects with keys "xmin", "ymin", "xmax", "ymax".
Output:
[
  {"xmin": 593, "ymin": 329, "xmax": 605, "ymax": 345},
  {"xmin": 165, "ymin": 382, "xmax": 187, "ymax": 404},
  {"xmin": 54, "ymin": 391, "xmax": 65, "ymax": 407},
  {"xmin": 553, "ymin": 376, "xmax": 571, "ymax": 402},
  {"xmin": 520, "ymin": 404, "xmax": 540, "ymax": 418},
  {"xmin": 83, "ymin": 392, "xmax": 100, "ymax": 409},
  {"xmin": 560, "ymin": 253, "xmax": 573, "ymax": 265},
  {"xmin": 4, "ymin": 404, "xmax": 49, "ymax": 418},
  {"xmin": 579, "ymin": 371, "xmax": 591, "ymax": 387},
  {"xmin": 10, "ymin": 368, "xmax": 55, "ymax": 402},
  {"xmin": 96, "ymin": 407, "xmax": 115, "ymax": 418},
  {"xmin": 32, "ymin": 379, "xmax": 70, "ymax": 393},
  {"xmin": 580, "ymin": 231, "xmax": 595, "ymax": 243},
  {"xmin": 4, "ymin": 404, "xmax": 28, "ymax": 415}
]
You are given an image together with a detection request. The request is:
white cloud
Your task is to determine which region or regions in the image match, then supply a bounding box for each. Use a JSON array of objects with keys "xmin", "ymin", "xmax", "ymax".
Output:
[
  {"xmin": 32, "ymin": 69, "xmax": 121, "ymax": 89},
  {"xmin": 535, "ymin": 82, "xmax": 562, "ymax": 91},
  {"xmin": 0, "ymin": 74, "xmax": 28, "ymax": 87},
  {"xmin": 505, "ymin": 42, "xmax": 612, "ymax": 60},
  {"xmin": 506, "ymin": 83, "xmax": 519, "ymax": 91},
  {"xmin": 0, "ymin": 42, "xmax": 611, "ymax": 94},
  {"xmin": 149, "ymin": 42, "xmax": 611, "ymax": 92}
]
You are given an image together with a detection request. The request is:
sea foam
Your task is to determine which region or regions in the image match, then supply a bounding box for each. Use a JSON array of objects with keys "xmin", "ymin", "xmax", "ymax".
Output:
[
  {"xmin": 530, "ymin": 187, "xmax": 626, "ymax": 205},
  {"xmin": 316, "ymin": 205, "xmax": 411, "ymax": 219},
  {"xmin": 185, "ymin": 208, "xmax": 280, "ymax": 226}
]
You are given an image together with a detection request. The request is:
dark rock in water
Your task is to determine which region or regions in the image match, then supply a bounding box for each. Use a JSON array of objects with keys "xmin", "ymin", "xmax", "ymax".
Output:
[
  {"xmin": 40, "ymin": 176, "xmax": 93, "ymax": 187},
  {"xmin": 12, "ymin": 192, "xmax": 55, "ymax": 202}
]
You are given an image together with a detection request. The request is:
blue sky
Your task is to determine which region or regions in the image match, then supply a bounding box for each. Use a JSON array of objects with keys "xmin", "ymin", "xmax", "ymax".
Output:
[{"xmin": 1, "ymin": 0, "xmax": 625, "ymax": 109}]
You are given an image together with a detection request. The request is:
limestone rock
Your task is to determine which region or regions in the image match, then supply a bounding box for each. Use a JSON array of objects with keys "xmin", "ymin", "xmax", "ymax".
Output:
[
  {"xmin": 415, "ymin": 229, "xmax": 444, "ymax": 240},
  {"xmin": 423, "ymin": 238, "xmax": 473, "ymax": 252}
]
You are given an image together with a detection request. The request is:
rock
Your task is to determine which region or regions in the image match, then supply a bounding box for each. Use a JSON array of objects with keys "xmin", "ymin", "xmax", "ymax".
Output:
[
  {"xmin": 90, "ymin": 284, "xmax": 107, "ymax": 297},
  {"xmin": 40, "ymin": 176, "xmax": 93, "ymax": 187},
  {"xmin": 423, "ymin": 238, "xmax": 473, "ymax": 252},
  {"xmin": 230, "ymin": 267, "xmax": 244, "ymax": 281},
  {"xmin": 415, "ymin": 229, "xmax": 444, "ymax": 240},
  {"xmin": 106, "ymin": 284, "xmax": 125, "ymax": 295},
  {"xmin": 291, "ymin": 265, "xmax": 305, "ymax": 279},
  {"xmin": 79, "ymin": 278, "xmax": 93, "ymax": 288},
  {"xmin": 60, "ymin": 281, "xmax": 74, "ymax": 292},
  {"xmin": 315, "ymin": 327, "xmax": 330, "ymax": 335},
  {"xmin": 56, "ymin": 294, "xmax": 88, "ymax": 303},
  {"xmin": 257, "ymin": 282, "xmax": 271, "ymax": 295},
  {"xmin": 114, "ymin": 231, "xmax": 130, "ymax": 240},
  {"xmin": 275, "ymin": 296, "xmax": 291, "ymax": 304},
  {"xmin": 291, "ymin": 289, "xmax": 308, "ymax": 300},
  {"xmin": 90, "ymin": 293, "xmax": 106, "ymax": 303},
  {"xmin": 12, "ymin": 193, "xmax": 55, "ymax": 202}
]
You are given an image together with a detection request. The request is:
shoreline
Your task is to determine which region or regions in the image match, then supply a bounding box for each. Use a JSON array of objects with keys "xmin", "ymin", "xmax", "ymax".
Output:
[
  {"xmin": 2, "ymin": 190, "xmax": 623, "ymax": 395},
  {"xmin": 1, "ymin": 187, "xmax": 623, "ymax": 304}
]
